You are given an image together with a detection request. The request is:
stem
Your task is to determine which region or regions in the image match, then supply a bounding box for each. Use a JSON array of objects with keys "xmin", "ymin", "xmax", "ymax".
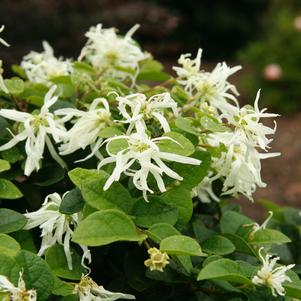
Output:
[{"xmin": 143, "ymin": 239, "xmax": 152, "ymax": 250}]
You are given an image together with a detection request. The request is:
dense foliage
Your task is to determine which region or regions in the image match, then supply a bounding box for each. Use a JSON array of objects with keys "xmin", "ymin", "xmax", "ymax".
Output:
[{"xmin": 0, "ymin": 24, "xmax": 300, "ymax": 301}]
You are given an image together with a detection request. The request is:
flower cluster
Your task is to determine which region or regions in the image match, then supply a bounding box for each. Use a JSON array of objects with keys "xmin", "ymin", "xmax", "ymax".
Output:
[
  {"xmin": 173, "ymin": 50, "xmax": 279, "ymax": 201},
  {"xmin": 21, "ymin": 41, "xmax": 72, "ymax": 85},
  {"xmin": 79, "ymin": 24, "xmax": 148, "ymax": 81}
]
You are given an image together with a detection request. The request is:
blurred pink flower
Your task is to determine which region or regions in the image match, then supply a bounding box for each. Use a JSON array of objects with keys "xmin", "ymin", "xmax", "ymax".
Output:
[{"xmin": 263, "ymin": 64, "xmax": 282, "ymax": 81}]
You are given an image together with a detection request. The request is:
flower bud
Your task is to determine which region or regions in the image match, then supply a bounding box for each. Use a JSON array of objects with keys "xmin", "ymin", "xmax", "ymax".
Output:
[{"xmin": 144, "ymin": 247, "xmax": 170, "ymax": 272}]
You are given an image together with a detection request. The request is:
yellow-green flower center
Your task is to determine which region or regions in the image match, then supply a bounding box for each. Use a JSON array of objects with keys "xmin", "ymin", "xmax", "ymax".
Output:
[
  {"xmin": 30, "ymin": 116, "xmax": 49, "ymax": 133},
  {"xmin": 131, "ymin": 141, "xmax": 150, "ymax": 153}
]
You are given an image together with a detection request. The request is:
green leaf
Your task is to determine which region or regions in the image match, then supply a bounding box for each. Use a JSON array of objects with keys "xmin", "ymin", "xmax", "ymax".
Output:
[
  {"xmin": 284, "ymin": 283, "xmax": 301, "ymax": 299},
  {"xmin": 175, "ymin": 255, "xmax": 193, "ymax": 275},
  {"xmin": 10, "ymin": 230, "xmax": 37, "ymax": 253},
  {"xmin": 197, "ymin": 258, "xmax": 252, "ymax": 284},
  {"xmin": 160, "ymin": 235, "xmax": 206, "ymax": 256},
  {"xmin": 249, "ymin": 229, "xmax": 291, "ymax": 245},
  {"xmin": 52, "ymin": 276, "xmax": 74, "ymax": 296},
  {"xmin": 60, "ymin": 295, "xmax": 79, "ymax": 301},
  {"xmin": 49, "ymin": 100, "xmax": 75, "ymax": 112},
  {"xmin": 26, "ymin": 95, "xmax": 44, "ymax": 106},
  {"xmin": 0, "ymin": 233, "xmax": 21, "ymax": 256},
  {"xmin": 45, "ymin": 244, "xmax": 85, "ymax": 280},
  {"xmin": 172, "ymin": 150, "xmax": 211, "ymax": 190},
  {"xmin": 192, "ymin": 221, "xmax": 216, "ymax": 242},
  {"xmin": 132, "ymin": 198, "xmax": 178, "ymax": 227},
  {"xmin": 15, "ymin": 250, "xmax": 54, "ymax": 301},
  {"xmin": 224, "ymin": 234, "xmax": 257, "ymax": 256},
  {"xmin": 0, "ymin": 159, "xmax": 10, "ymax": 172},
  {"xmin": 0, "ymin": 253, "xmax": 20, "ymax": 281},
  {"xmin": 146, "ymin": 223, "xmax": 180, "ymax": 243},
  {"xmin": 0, "ymin": 146, "xmax": 24, "ymax": 163},
  {"xmin": 0, "ymin": 116, "xmax": 9, "ymax": 139},
  {"xmin": 73, "ymin": 61, "xmax": 95, "ymax": 73},
  {"xmin": 59, "ymin": 188, "xmax": 84, "ymax": 214},
  {"xmin": 259, "ymin": 199, "xmax": 281, "ymax": 211},
  {"xmin": 4, "ymin": 77, "xmax": 25, "ymax": 95},
  {"xmin": 81, "ymin": 171, "xmax": 136, "ymax": 214},
  {"xmin": 106, "ymin": 138, "xmax": 129, "ymax": 155},
  {"xmin": 21, "ymin": 82, "xmax": 48, "ymax": 107},
  {"xmin": 158, "ymin": 132, "xmax": 195, "ymax": 156},
  {"xmin": 220, "ymin": 211, "xmax": 254, "ymax": 235},
  {"xmin": 170, "ymin": 85, "xmax": 190, "ymax": 104},
  {"xmin": 0, "ymin": 178, "xmax": 23, "ymax": 199},
  {"xmin": 68, "ymin": 168, "xmax": 100, "ymax": 188},
  {"xmin": 98, "ymin": 126, "xmax": 123, "ymax": 138},
  {"xmin": 72, "ymin": 209, "xmax": 146, "ymax": 246},
  {"xmin": 160, "ymin": 186, "xmax": 193, "ymax": 227},
  {"xmin": 0, "ymin": 208, "xmax": 27, "ymax": 233},
  {"xmin": 200, "ymin": 116, "xmax": 228, "ymax": 132},
  {"xmin": 12, "ymin": 64, "xmax": 27, "ymax": 79},
  {"xmin": 280, "ymin": 270, "xmax": 301, "ymax": 299},
  {"xmin": 50, "ymin": 76, "xmax": 75, "ymax": 98},
  {"xmin": 137, "ymin": 59, "xmax": 170, "ymax": 81},
  {"xmin": 175, "ymin": 117, "xmax": 199, "ymax": 135},
  {"xmin": 202, "ymin": 235, "xmax": 236, "ymax": 255}
]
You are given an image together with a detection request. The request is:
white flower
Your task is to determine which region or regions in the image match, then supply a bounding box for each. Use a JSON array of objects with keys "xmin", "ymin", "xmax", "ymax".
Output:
[
  {"xmin": 173, "ymin": 49, "xmax": 241, "ymax": 115},
  {"xmin": 0, "ymin": 25, "xmax": 10, "ymax": 47},
  {"xmin": 192, "ymin": 174, "xmax": 220, "ymax": 203},
  {"xmin": 0, "ymin": 59, "xmax": 8, "ymax": 94},
  {"xmin": 0, "ymin": 86, "xmax": 67, "ymax": 176},
  {"xmin": 74, "ymin": 274, "xmax": 135, "ymax": 301},
  {"xmin": 203, "ymin": 91, "xmax": 280, "ymax": 200},
  {"xmin": 172, "ymin": 48, "xmax": 203, "ymax": 95},
  {"xmin": 79, "ymin": 24, "xmax": 148, "ymax": 80},
  {"xmin": 116, "ymin": 92, "xmax": 178, "ymax": 133},
  {"xmin": 23, "ymin": 192, "xmax": 91, "ymax": 270},
  {"xmin": 99, "ymin": 130, "xmax": 201, "ymax": 201},
  {"xmin": 252, "ymin": 247, "xmax": 295, "ymax": 296},
  {"xmin": 21, "ymin": 41, "xmax": 72, "ymax": 85},
  {"xmin": 208, "ymin": 131, "xmax": 279, "ymax": 200},
  {"xmin": 0, "ymin": 271, "xmax": 37, "ymax": 301},
  {"xmin": 56, "ymin": 98, "xmax": 111, "ymax": 157},
  {"xmin": 225, "ymin": 91, "xmax": 278, "ymax": 150},
  {"xmin": 247, "ymin": 211, "xmax": 273, "ymax": 238}
]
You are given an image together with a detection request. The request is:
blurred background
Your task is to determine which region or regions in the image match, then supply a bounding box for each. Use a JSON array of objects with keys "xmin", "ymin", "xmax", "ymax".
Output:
[{"xmin": 0, "ymin": 0, "xmax": 300, "ymax": 217}]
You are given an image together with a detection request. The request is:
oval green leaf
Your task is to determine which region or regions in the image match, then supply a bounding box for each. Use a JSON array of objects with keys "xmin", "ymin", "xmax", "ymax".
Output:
[
  {"xmin": 197, "ymin": 258, "xmax": 252, "ymax": 284},
  {"xmin": 132, "ymin": 198, "xmax": 178, "ymax": 228},
  {"xmin": 202, "ymin": 235, "xmax": 236, "ymax": 255},
  {"xmin": 0, "ymin": 178, "xmax": 23, "ymax": 199},
  {"xmin": 72, "ymin": 209, "xmax": 146, "ymax": 246},
  {"xmin": 160, "ymin": 235, "xmax": 206, "ymax": 257},
  {"xmin": 0, "ymin": 208, "xmax": 27, "ymax": 233}
]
